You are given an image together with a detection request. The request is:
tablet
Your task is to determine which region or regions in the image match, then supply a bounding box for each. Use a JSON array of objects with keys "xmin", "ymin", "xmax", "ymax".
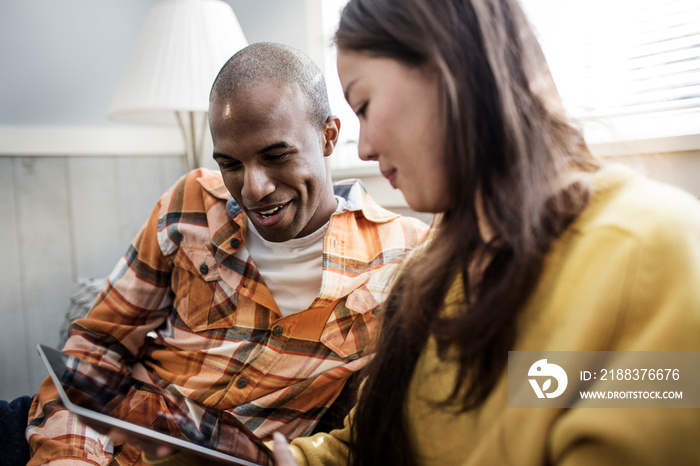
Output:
[{"xmin": 37, "ymin": 344, "xmax": 273, "ymax": 465}]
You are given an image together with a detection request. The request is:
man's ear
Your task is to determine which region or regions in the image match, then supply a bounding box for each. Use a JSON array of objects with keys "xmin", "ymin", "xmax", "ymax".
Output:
[{"xmin": 322, "ymin": 116, "xmax": 341, "ymax": 157}]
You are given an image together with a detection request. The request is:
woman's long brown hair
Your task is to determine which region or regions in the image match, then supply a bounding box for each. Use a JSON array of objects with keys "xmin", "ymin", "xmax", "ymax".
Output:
[{"xmin": 336, "ymin": 0, "xmax": 600, "ymax": 464}]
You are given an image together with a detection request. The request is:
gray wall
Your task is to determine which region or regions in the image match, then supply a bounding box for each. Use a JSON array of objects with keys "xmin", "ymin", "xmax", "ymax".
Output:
[{"xmin": 0, "ymin": 0, "xmax": 308, "ymax": 126}]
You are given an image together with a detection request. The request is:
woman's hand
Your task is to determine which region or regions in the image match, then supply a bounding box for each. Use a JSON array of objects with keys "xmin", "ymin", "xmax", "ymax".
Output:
[
  {"xmin": 77, "ymin": 415, "xmax": 177, "ymax": 460},
  {"xmin": 107, "ymin": 427, "xmax": 177, "ymax": 460},
  {"xmin": 272, "ymin": 432, "xmax": 299, "ymax": 466}
]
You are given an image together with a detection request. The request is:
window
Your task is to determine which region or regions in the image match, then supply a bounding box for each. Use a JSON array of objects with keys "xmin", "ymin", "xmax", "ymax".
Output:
[
  {"xmin": 320, "ymin": 0, "xmax": 700, "ymax": 170},
  {"xmin": 522, "ymin": 0, "xmax": 700, "ymax": 153},
  {"xmin": 318, "ymin": 0, "xmax": 374, "ymax": 175}
]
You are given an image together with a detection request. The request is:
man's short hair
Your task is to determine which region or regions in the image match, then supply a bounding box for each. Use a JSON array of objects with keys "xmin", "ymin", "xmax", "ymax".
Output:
[{"xmin": 211, "ymin": 42, "xmax": 332, "ymax": 129}]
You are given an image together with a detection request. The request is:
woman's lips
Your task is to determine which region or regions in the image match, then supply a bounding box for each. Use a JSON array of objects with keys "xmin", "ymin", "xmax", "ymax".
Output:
[{"xmin": 382, "ymin": 168, "xmax": 398, "ymax": 188}]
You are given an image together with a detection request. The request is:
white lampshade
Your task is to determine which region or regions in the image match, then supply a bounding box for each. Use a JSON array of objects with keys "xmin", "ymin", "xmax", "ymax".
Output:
[{"xmin": 108, "ymin": 0, "xmax": 248, "ymax": 126}]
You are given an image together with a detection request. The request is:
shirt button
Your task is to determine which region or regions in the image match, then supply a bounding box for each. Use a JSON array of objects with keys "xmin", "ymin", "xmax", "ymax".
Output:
[
  {"xmin": 272, "ymin": 325, "xmax": 283, "ymax": 337},
  {"xmin": 230, "ymin": 238, "xmax": 241, "ymax": 248},
  {"xmin": 236, "ymin": 377, "xmax": 248, "ymax": 389},
  {"xmin": 199, "ymin": 263, "xmax": 209, "ymax": 275}
]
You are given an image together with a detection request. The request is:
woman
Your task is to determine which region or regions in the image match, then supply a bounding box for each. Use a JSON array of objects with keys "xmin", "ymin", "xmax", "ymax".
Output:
[{"xmin": 273, "ymin": 0, "xmax": 700, "ymax": 464}]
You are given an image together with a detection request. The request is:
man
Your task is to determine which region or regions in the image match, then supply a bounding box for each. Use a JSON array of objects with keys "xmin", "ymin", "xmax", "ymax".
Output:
[{"xmin": 26, "ymin": 42, "xmax": 428, "ymax": 464}]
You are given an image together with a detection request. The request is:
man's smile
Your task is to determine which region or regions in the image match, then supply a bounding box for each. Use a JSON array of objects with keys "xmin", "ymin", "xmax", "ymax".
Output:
[{"xmin": 249, "ymin": 201, "xmax": 291, "ymax": 227}]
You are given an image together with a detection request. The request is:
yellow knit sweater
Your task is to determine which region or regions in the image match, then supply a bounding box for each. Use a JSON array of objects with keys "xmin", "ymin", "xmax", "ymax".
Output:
[{"xmin": 289, "ymin": 164, "xmax": 700, "ymax": 465}]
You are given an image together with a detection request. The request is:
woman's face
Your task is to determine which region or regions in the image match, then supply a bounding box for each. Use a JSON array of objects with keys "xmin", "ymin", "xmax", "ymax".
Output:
[{"xmin": 337, "ymin": 50, "xmax": 451, "ymax": 213}]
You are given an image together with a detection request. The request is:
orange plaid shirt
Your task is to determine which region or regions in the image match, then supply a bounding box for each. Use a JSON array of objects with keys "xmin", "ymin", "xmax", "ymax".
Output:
[{"xmin": 27, "ymin": 168, "xmax": 428, "ymax": 465}]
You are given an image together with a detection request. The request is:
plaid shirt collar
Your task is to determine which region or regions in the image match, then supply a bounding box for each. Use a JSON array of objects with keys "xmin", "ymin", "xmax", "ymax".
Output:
[{"xmin": 193, "ymin": 172, "xmax": 404, "ymax": 308}]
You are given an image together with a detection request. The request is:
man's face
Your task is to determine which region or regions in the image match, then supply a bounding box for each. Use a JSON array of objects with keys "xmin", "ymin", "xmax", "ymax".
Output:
[{"xmin": 210, "ymin": 82, "xmax": 340, "ymax": 242}]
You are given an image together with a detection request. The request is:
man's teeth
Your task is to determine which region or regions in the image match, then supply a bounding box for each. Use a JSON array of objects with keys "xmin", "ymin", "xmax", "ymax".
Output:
[{"xmin": 260, "ymin": 206, "xmax": 282, "ymax": 217}]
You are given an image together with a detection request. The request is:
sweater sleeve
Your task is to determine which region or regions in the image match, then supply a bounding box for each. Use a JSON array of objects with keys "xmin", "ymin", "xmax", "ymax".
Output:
[
  {"xmin": 549, "ymin": 203, "xmax": 700, "ymax": 465},
  {"xmin": 287, "ymin": 407, "xmax": 353, "ymax": 466},
  {"xmin": 26, "ymin": 192, "xmax": 175, "ymax": 464}
]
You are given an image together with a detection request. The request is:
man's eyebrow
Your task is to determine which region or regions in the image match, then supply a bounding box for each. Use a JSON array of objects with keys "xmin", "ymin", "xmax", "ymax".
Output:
[
  {"xmin": 258, "ymin": 142, "xmax": 292, "ymax": 154},
  {"xmin": 213, "ymin": 152, "xmax": 232, "ymax": 160}
]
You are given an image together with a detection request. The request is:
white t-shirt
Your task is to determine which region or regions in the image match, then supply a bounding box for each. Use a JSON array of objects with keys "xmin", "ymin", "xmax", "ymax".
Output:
[{"xmin": 245, "ymin": 197, "xmax": 346, "ymax": 317}]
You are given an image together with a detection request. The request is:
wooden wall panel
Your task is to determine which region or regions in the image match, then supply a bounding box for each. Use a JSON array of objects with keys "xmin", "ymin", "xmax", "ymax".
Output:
[
  {"xmin": 13, "ymin": 156, "xmax": 76, "ymax": 395},
  {"xmin": 114, "ymin": 156, "xmax": 187, "ymax": 252},
  {"xmin": 158, "ymin": 156, "xmax": 189, "ymax": 195},
  {"xmin": 0, "ymin": 155, "xmax": 188, "ymax": 400},
  {"xmin": 68, "ymin": 157, "xmax": 122, "ymax": 279},
  {"xmin": 0, "ymin": 158, "xmax": 32, "ymax": 400}
]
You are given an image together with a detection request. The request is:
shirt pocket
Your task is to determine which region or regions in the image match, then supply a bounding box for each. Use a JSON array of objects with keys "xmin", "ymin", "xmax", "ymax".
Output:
[
  {"xmin": 172, "ymin": 244, "xmax": 237, "ymax": 332},
  {"xmin": 319, "ymin": 287, "xmax": 379, "ymax": 360},
  {"xmin": 319, "ymin": 263, "xmax": 400, "ymax": 359}
]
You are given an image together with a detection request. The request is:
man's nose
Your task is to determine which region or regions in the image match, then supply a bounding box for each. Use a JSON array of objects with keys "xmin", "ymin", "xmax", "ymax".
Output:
[{"xmin": 242, "ymin": 166, "xmax": 275, "ymax": 202}]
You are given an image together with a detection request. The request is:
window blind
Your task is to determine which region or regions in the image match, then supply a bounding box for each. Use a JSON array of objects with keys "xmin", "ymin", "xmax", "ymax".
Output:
[
  {"xmin": 326, "ymin": 0, "xmax": 700, "ymax": 169},
  {"xmin": 523, "ymin": 0, "xmax": 700, "ymax": 144}
]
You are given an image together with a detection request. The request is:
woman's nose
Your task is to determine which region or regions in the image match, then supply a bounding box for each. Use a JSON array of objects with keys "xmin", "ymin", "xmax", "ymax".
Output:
[{"xmin": 356, "ymin": 128, "xmax": 378, "ymax": 162}]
